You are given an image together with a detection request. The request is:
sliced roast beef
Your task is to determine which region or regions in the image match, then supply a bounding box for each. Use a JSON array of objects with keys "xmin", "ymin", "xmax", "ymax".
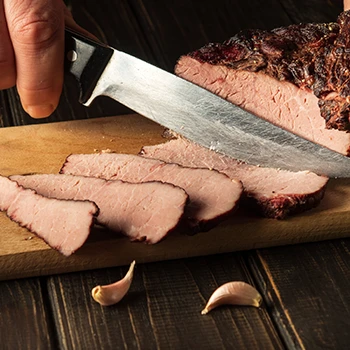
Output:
[
  {"xmin": 0, "ymin": 175, "xmax": 98, "ymax": 256},
  {"xmin": 10, "ymin": 173, "xmax": 188, "ymax": 243},
  {"xmin": 60, "ymin": 153, "xmax": 243, "ymax": 230},
  {"xmin": 175, "ymin": 11, "xmax": 350, "ymax": 155},
  {"xmin": 140, "ymin": 138, "xmax": 329, "ymax": 219}
]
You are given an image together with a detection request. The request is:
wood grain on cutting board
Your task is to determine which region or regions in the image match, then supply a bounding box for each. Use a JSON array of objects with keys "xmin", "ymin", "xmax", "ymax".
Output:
[{"xmin": 1, "ymin": 115, "xmax": 349, "ymax": 280}]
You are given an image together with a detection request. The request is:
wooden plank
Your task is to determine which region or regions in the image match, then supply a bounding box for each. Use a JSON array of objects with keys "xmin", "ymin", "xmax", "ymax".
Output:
[
  {"xmin": 0, "ymin": 278, "xmax": 56, "ymax": 349},
  {"xmin": 0, "ymin": 91, "xmax": 12, "ymax": 128},
  {"xmin": 1, "ymin": 115, "xmax": 350, "ymax": 281},
  {"xmin": 47, "ymin": 254, "xmax": 283, "ymax": 350},
  {"xmin": 247, "ymin": 239, "xmax": 350, "ymax": 349},
  {"xmin": 274, "ymin": 0, "xmax": 342, "ymax": 23}
]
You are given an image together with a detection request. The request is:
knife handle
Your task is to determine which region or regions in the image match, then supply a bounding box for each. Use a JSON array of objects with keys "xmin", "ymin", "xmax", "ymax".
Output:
[{"xmin": 64, "ymin": 28, "xmax": 113, "ymax": 104}]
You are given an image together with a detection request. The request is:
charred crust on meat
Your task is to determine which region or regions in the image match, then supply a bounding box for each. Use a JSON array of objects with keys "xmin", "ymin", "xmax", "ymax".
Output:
[
  {"xmin": 242, "ymin": 183, "xmax": 327, "ymax": 219},
  {"xmin": 187, "ymin": 10, "xmax": 350, "ymax": 131}
]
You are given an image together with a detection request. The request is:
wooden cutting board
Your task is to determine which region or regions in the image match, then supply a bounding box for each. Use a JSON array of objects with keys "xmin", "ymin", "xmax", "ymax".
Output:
[{"xmin": 1, "ymin": 114, "xmax": 350, "ymax": 281}]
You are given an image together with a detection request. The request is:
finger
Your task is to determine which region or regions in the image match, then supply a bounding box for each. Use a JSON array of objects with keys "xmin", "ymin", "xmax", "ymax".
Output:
[
  {"xmin": 5, "ymin": 0, "xmax": 65, "ymax": 118},
  {"xmin": 0, "ymin": 0, "xmax": 16, "ymax": 90},
  {"xmin": 345, "ymin": 1, "xmax": 350, "ymax": 11}
]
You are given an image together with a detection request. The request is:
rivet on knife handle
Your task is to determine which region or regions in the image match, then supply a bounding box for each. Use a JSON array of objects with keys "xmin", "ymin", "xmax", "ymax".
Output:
[{"xmin": 64, "ymin": 28, "xmax": 113, "ymax": 104}]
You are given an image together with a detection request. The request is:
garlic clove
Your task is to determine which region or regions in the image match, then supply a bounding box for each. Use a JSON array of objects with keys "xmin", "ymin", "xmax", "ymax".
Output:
[
  {"xmin": 201, "ymin": 281, "xmax": 262, "ymax": 315},
  {"xmin": 92, "ymin": 260, "xmax": 136, "ymax": 306}
]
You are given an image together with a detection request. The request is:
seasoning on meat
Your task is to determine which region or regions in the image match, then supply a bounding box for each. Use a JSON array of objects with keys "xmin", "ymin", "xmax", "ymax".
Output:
[
  {"xmin": 0, "ymin": 175, "xmax": 98, "ymax": 256},
  {"xmin": 11, "ymin": 173, "xmax": 188, "ymax": 243},
  {"xmin": 60, "ymin": 153, "xmax": 243, "ymax": 231},
  {"xmin": 175, "ymin": 10, "xmax": 350, "ymax": 155},
  {"xmin": 140, "ymin": 138, "xmax": 329, "ymax": 219}
]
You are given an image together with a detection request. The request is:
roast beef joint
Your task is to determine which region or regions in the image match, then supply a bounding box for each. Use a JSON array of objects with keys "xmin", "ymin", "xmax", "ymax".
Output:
[{"xmin": 175, "ymin": 10, "xmax": 350, "ymax": 156}]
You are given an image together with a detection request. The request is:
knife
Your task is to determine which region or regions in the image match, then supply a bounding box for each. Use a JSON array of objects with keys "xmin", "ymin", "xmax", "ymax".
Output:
[{"xmin": 64, "ymin": 28, "xmax": 350, "ymax": 178}]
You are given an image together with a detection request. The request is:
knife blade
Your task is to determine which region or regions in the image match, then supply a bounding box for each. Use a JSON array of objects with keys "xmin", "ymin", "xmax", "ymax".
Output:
[{"xmin": 64, "ymin": 29, "xmax": 350, "ymax": 178}]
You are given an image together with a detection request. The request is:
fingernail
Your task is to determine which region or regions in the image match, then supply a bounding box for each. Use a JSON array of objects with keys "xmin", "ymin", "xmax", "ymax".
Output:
[{"xmin": 25, "ymin": 104, "xmax": 55, "ymax": 118}]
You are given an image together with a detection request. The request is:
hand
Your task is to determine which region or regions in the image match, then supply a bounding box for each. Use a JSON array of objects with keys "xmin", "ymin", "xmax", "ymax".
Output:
[{"xmin": 0, "ymin": 0, "xmax": 91, "ymax": 118}]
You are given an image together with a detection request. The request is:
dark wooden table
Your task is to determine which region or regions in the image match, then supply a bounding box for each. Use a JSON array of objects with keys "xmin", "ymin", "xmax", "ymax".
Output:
[{"xmin": 1, "ymin": 1, "xmax": 350, "ymax": 349}]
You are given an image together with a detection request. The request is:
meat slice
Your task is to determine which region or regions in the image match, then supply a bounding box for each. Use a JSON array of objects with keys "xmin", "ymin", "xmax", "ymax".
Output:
[
  {"xmin": 10, "ymin": 173, "xmax": 188, "ymax": 244},
  {"xmin": 60, "ymin": 153, "xmax": 243, "ymax": 231},
  {"xmin": 140, "ymin": 138, "xmax": 329, "ymax": 219},
  {"xmin": 0, "ymin": 175, "xmax": 98, "ymax": 256},
  {"xmin": 175, "ymin": 11, "xmax": 350, "ymax": 155}
]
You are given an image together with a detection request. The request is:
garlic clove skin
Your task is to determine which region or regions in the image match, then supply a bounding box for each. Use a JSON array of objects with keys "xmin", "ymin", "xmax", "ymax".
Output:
[
  {"xmin": 201, "ymin": 281, "xmax": 262, "ymax": 315},
  {"xmin": 92, "ymin": 260, "xmax": 136, "ymax": 306}
]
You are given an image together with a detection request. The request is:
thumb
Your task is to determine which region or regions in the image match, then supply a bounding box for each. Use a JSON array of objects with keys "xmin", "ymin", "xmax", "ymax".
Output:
[{"xmin": 5, "ymin": 0, "xmax": 66, "ymax": 118}]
